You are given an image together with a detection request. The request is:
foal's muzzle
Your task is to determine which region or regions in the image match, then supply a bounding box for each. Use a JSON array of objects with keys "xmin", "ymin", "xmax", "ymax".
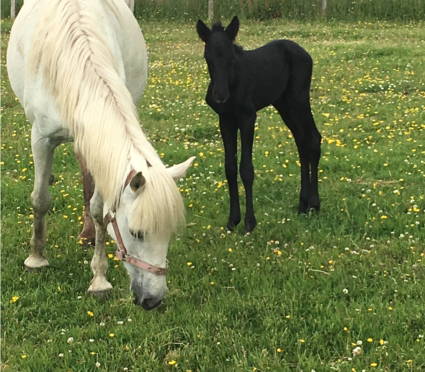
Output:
[{"xmin": 213, "ymin": 88, "xmax": 229, "ymax": 104}]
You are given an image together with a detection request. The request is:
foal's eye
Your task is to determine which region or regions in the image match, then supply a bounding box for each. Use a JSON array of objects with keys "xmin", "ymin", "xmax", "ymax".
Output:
[{"xmin": 129, "ymin": 229, "xmax": 144, "ymax": 241}]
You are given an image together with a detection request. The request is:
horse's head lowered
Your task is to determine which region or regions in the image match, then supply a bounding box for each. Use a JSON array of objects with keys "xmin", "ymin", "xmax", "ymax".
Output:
[
  {"xmin": 104, "ymin": 157, "xmax": 195, "ymax": 310},
  {"xmin": 196, "ymin": 16, "xmax": 240, "ymax": 104}
]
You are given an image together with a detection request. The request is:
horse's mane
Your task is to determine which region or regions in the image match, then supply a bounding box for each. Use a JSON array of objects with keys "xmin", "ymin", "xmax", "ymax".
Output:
[
  {"xmin": 28, "ymin": 0, "xmax": 184, "ymax": 236},
  {"xmin": 211, "ymin": 20, "xmax": 244, "ymax": 54}
]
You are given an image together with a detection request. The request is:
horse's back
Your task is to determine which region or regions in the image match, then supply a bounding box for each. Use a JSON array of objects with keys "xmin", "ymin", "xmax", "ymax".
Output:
[{"xmin": 7, "ymin": 0, "xmax": 147, "ymax": 129}]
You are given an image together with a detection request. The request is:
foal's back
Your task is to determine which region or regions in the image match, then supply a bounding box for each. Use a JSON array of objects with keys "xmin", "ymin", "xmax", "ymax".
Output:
[{"xmin": 236, "ymin": 40, "xmax": 313, "ymax": 111}]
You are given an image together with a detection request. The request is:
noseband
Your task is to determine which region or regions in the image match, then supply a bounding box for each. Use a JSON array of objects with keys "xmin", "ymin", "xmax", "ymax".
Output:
[{"xmin": 103, "ymin": 170, "xmax": 169, "ymax": 276}]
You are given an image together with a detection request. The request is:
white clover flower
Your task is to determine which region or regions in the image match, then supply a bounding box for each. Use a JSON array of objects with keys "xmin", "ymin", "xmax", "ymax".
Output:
[
  {"xmin": 67, "ymin": 337, "xmax": 74, "ymax": 344},
  {"xmin": 352, "ymin": 346, "xmax": 362, "ymax": 356}
]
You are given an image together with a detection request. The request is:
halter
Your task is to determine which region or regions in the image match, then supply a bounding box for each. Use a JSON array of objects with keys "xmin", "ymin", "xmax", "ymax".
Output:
[{"xmin": 103, "ymin": 170, "xmax": 169, "ymax": 276}]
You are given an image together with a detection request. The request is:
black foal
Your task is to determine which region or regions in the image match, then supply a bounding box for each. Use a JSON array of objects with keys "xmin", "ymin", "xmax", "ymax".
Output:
[{"xmin": 196, "ymin": 16, "xmax": 322, "ymax": 233}]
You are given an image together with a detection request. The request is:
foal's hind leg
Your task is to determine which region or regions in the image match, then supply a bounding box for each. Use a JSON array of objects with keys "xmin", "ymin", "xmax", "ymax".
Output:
[
  {"xmin": 75, "ymin": 152, "xmax": 95, "ymax": 247},
  {"xmin": 274, "ymin": 95, "xmax": 321, "ymax": 214},
  {"xmin": 25, "ymin": 129, "xmax": 55, "ymax": 269}
]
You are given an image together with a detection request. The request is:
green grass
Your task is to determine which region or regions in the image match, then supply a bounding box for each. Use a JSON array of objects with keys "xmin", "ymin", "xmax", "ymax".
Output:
[{"xmin": 1, "ymin": 18, "xmax": 425, "ymax": 372}]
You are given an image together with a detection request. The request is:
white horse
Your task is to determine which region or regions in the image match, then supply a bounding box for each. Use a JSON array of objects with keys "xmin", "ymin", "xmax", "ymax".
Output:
[{"xmin": 7, "ymin": 0, "xmax": 195, "ymax": 310}]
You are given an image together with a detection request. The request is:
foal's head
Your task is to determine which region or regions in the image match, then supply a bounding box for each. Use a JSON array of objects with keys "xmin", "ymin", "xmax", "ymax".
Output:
[{"xmin": 197, "ymin": 16, "xmax": 240, "ymax": 104}]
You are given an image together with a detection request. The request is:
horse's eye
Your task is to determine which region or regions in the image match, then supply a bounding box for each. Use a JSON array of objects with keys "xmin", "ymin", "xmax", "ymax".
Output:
[{"xmin": 129, "ymin": 229, "xmax": 144, "ymax": 241}]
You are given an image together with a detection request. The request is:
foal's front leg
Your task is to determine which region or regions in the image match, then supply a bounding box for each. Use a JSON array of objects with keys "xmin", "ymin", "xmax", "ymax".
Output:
[
  {"xmin": 25, "ymin": 130, "xmax": 55, "ymax": 269},
  {"xmin": 219, "ymin": 114, "xmax": 240, "ymax": 230},
  {"xmin": 239, "ymin": 112, "xmax": 257, "ymax": 233},
  {"xmin": 88, "ymin": 189, "xmax": 112, "ymax": 295}
]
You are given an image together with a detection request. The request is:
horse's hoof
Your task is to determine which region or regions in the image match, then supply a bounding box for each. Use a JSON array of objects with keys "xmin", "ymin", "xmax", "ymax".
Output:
[
  {"xmin": 24, "ymin": 256, "xmax": 49, "ymax": 271},
  {"xmin": 24, "ymin": 265, "xmax": 44, "ymax": 273},
  {"xmin": 79, "ymin": 237, "xmax": 95, "ymax": 249},
  {"xmin": 88, "ymin": 277, "xmax": 113, "ymax": 298},
  {"xmin": 89, "ymin": 290, "xmax": 110, "ymax": 300}
]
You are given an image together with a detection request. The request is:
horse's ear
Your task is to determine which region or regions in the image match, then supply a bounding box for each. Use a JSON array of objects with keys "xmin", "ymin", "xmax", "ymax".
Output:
[
  {"xmin": 167, "ymin": 156, "xmax": 196, "ymax": 182},
  {"xmin": 130, "ymin": 172, "xmax": 146, "ymax": 192},
  {"xmin": 196, "ymin": 19, "xmax": 211, "ymax": 43},
  {"xmin": 225, "ymin": 16, "xmax": 239, "ymax": 41}
]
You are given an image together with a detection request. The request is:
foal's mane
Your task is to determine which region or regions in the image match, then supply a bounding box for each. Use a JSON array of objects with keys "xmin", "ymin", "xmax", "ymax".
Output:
[
  {"xmin": 211, "ymin": 21, "xmax": 244, "ymax": 54},
  {"xmin": 28, "ymin": 0, "xmax": 184, "ymax": 236}
]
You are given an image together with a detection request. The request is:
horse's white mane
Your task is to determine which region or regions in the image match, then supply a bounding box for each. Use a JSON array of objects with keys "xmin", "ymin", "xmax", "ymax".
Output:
[{"xmin": 28, "ymin": 0, "xmax": 184, "ymax": 236}]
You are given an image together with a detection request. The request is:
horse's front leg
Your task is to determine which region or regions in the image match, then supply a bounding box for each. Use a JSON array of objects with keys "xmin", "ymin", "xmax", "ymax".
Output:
[
  {"xmin": 88, "ymin": 189, "xmax": 112, "ymax": 296},
  {"xmin": 219, "ymin": 114, "xmax": 240, "ymax": 230},
  {"xmin": 75, "ymin": 152, "xmax": 95, "ymax": 247},
  {"xmin": 25, "ymin": 129, "xmax": 55, "ymax": 269},
  {"xmin": 239, "ymin": 112, "xmax": 257, "ymax": 233}
]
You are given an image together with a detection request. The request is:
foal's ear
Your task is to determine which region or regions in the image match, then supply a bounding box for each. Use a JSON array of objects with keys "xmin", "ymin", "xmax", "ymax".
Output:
[
  {"xmin": 196, "ymin": 19, "xmax": 211, "ymax": 43},
  {"xmin": 225, "ymin": 16, "xmax": 239, "ymax": 41},
  {"xmin": 130, "ymin": 172, "xmax": 146, "ymax": 192}
]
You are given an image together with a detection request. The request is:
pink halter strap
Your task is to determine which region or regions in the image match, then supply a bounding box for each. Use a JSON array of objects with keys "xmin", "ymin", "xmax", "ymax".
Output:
[{"xmin": 103, "ymin": 170, "xmax": 168, "ymax": 276}]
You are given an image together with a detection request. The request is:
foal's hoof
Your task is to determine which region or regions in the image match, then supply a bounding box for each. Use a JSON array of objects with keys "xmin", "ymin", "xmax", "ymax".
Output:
[
  {"xmin": 244, "ymin": 217, "xmax": 257, "ymax": 234},
  {"xmin": 226, "ymin": 217, "xmax": 241, "ymax": 232}
]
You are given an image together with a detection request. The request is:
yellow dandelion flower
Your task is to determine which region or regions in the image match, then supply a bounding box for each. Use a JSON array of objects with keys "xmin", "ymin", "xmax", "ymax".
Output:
[
  {"xmin": 109, "ymin": 333, "xmax": 115, "ymax": 338},
  {"xmin": 87, "ymin": 311, "xmax": 94, "ymax": 317},
  {"xmin": 370, "ymin": 362, "xmax": 378, "ymax": 367},
  {"xmin": 367, "ymin": 338, "xmax": 373, "ymax": 343},
  {"xmin": 168, "ymin": 360, "xmax": 177, "ymax": 365},
  {"xmin": 10, "ymin": 296, "xmax": 19, "ymax": 303}
]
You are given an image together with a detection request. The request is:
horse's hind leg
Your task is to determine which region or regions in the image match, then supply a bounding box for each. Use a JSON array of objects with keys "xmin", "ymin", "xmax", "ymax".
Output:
[
  {"xmin": 273, "ymin": 94, "xmax": 321, "ymax": 214},
  {"xmin": 25, "ymin": 129, "xmax": 55, "ymax": 269},
  {"xmin": 88, "ymin": 188, "xmax": 112, "ymax": 296},
  {"xmin": 75, "ymin": 152, "xmax": 95, "ymax": 247}
]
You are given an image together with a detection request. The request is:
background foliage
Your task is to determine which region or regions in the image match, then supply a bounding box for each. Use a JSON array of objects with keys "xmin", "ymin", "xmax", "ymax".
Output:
[
  {"xmin": 132, "ymin": 0, "xmax": 425, "ymax": 22},
  {"xmin": 2, "ymin": 0, "xmax": 425, "ymax": 21}
]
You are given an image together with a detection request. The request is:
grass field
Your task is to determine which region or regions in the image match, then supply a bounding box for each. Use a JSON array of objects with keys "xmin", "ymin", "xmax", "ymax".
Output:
[{"xmin": 1, "ymin": 17, "xmax": 425, "ymax": 372}]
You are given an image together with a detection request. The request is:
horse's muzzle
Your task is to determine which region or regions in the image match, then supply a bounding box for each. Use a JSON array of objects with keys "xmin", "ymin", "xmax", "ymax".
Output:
[{"xmin": 134, "ymin": 295, "xmax": 163, "ymax": 310}]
